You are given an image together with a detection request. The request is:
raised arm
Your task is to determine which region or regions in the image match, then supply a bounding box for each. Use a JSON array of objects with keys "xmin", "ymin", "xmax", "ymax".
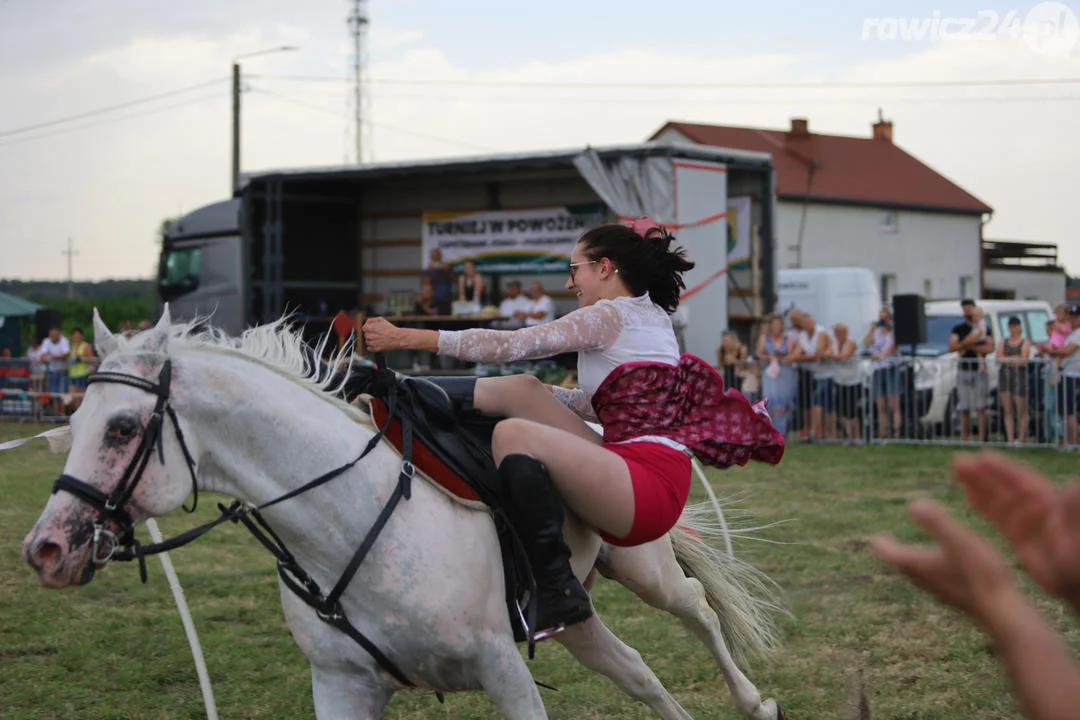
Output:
[{"xmin": 363, "ymin": 301, "xmax": 622, "ymax": 363}]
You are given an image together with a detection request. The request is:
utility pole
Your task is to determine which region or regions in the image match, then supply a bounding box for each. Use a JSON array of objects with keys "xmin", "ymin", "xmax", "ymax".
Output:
[
  {"xmin": 62, "ymin": 237, "xmax": 76, "ymax": 299},
  {"xmin": 231, "ymin": 46, "xmax": 298, "ymax": 194},
  {"xmin": 232, "ymin": 61, "xmax": 241, "ymax": 194},
  {"xmin": 348, "ymin": 0, "xmax": 369, "ymax": 164}
]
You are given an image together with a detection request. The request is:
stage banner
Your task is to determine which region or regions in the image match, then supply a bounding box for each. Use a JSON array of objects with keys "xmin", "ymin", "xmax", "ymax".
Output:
[
  {"xmin": 727, "ymin": 195, "xmax": 753, "ymax": 269},
  {"xmin": 422, "ymin": 204, "xmax": 606, "ymax": 273}
]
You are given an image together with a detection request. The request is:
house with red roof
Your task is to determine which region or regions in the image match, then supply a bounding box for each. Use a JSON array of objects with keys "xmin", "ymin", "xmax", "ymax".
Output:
[{"xmin": 650, "ymin": 115, "xmax": 993, "ymax": 304}]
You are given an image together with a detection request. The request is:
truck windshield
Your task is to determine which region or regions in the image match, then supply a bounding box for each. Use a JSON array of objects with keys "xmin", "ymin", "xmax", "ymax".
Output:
[{"xmin": 159, "ymin": 247, "xmax": 202, "ymax": 300}]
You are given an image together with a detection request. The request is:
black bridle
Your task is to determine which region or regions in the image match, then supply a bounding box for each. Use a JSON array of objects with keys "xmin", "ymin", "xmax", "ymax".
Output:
[
  {"xmin": 52, "ymin": 359, "xmax": 201, "ymax": 572},
  {"xmin": 49, "ymin": 358, "xmax": 420, "ymax": 690}
]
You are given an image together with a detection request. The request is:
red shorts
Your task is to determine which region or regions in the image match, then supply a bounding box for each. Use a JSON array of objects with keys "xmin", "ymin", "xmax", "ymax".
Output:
[{"xmin": 598, "ymin": 441, "xmax": 693, "ymax": 547}]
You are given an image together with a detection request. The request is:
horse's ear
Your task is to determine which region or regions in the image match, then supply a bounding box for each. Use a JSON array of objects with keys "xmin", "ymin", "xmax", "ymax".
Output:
[
  {"xmin": 92, "ymin": 309, "xmax": 119, "ymax": 357},
  {"xmin": 140, "ymin": 305, "xmax": 172, "ymax": 355},
  {"xmin": 156, "ymin": 304, "xmax": 172, "ymax": 330}
]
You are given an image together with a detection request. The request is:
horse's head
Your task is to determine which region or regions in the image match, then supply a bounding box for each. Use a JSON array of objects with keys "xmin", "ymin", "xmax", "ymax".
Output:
[{"xmin": 23, "ymin": 306, "xmax": 199, "ymax": 588}]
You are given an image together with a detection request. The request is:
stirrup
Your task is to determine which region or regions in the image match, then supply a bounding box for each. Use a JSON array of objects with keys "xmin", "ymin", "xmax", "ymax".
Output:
[
  {"xmin": 532, "ymin": 625, "xmax": 566, "ymax": 643},
  {"xmin": 515, "ymin": 598, "xmax": 568, "ymax": 646}
]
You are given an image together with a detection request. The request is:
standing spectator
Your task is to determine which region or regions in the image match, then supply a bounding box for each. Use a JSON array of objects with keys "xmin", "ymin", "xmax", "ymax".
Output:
[
  {"xmin": 39, "ymin": 326, "xmax": 70, "ymax": 417},
  {"xmin": 787, "ymin": 309, "xmax": 814, "ymax": 440},
  {"xmin": 716, "ymin": 330, "xmax": 748, "ymax": 393},
  {"xmin": 26, "ymin": 338, "xmax": 45, "ymax": 393},
  {"xmin": 421, "ymin": 248, "xmax": 456, "ymax": 315},
  {"xmin": 756, "ymin": 314, "xmax": 797, "ymax": 436},
  {"xmin": 1042, "ymin": 304, "xmax": 1080, "ymax": 448},
  {"xmin": 997, "ymin": 316, "xmax": 1031, "ymax": 445},
  {"xmin": 950, "ymin": 299, "xmax": 995, "ymax": 442},
  {"xmin": 1036, "ymin": 319, "xmax": 1064, "ymax": 447},
  {"xmin": 67, "ymin": 328, "xmax": 96, "ymax": 412},
  {"xmin": 495, "ymin": 280, "xmax": 531, "ymax": 329},
  {"xmin": 866, "ymin": 306, "xmax": 901, "ymax": 439},
  {"xmin": 830, "ymin": 322, "xmax": 863, "ymax": 445},
  {"xmin": 457, "ymin": 259, "xmax": 489, "ymax": 306},
  {"xmin": 524, "ymin": 281, "xmax": 555, "ymax": 327},
  {"xmin": 793, "ymin": 312, "xmax": 834, "ymax": 441}
]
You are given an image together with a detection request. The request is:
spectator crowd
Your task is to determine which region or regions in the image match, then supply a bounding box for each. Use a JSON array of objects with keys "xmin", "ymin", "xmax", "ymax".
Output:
[{"xmin": 716, "ymin": 300, "xmax": 1080, "ymax": 450}]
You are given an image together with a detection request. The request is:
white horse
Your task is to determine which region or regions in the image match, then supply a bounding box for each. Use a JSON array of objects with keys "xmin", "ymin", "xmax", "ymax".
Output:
[{"xmin": 22, "ymin": 308, "xmax": 788, "ymax": 720}]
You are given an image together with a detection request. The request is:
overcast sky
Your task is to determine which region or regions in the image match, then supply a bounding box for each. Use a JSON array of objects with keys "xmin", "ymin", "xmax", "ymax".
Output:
[{"xmin": 1, "ymin": 0, "xmax": 1078, "ymax": 280}]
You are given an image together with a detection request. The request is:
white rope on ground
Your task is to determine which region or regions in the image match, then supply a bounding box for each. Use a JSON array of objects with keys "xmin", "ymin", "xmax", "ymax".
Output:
[
  {"xmin": 146, "ymin": 519, "xmax": 218, "ymax": 720},
  {"xmin": 692, "ymin": 458, "xmax": 735, "ymax": 559}
]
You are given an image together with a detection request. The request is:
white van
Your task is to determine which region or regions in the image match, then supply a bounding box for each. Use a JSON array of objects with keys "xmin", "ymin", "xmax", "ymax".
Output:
[
  {"xmin": 777, "ymin": 267, "xmax": 880, "ymax": 336},
  {"xmin": 912, "ymin": 299, "xmax": 1054, "ymax": 429}
]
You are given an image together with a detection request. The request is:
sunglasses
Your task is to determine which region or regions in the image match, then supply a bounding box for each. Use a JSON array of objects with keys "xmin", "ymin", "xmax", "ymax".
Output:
[{"xmin": 568, "ymin": 260, "xmax": 598, "ymax": 280}]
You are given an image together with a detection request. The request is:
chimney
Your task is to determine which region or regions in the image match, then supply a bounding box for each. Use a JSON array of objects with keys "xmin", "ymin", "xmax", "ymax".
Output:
[
  {"xmin": 789, "ymin": 117, "xmax": 809, "ymax": 136},
  {"xmin": 872, "ymin": 108, "xmax": 893, "ymax": 142}
]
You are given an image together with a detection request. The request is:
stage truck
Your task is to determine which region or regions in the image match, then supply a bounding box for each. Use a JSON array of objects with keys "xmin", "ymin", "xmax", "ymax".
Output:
[{"xmin": 159, "ymin": 142, "xmax": 778, "ymax": 365}]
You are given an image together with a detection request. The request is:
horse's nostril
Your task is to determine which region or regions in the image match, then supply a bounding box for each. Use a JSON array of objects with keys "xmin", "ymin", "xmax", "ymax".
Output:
[{"xmin": 28, "ymin": 540, "xmax": 61, "ymax": 571}]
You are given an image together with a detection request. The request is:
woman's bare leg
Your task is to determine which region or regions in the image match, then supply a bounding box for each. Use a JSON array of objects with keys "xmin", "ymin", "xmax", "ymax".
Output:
[
  {"xmin": 1002, "ymin": 393, "xmax": 1015, "ymax": 443},
  {"xmin": 1016, "ymin": 396, "xmax": 1028, "ymax": 443},
  {"xmin": 492, "ymin": 417, "xmax": 636, "ymax": 541},
  {"xmin": 475, "ymin": 374, "xmax": 602, "ymax": 445}
]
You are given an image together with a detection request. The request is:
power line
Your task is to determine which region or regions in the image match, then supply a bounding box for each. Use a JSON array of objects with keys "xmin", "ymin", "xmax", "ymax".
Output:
[
  {"xmin": 327, "ymin": 90, "xmax": 1080, "ymax": 106},
  {"xmin": 247, "ymin": 73, "xmax": 1080, "ymax": 89},
  {"xmin": 0, "ymin": 90, "xmax": 229, "ymax": 148},
  {"xmin": 0, "ymin": 78, "xmax": 229, "ymax": 140},
  {"xmin": 249, "ymin": 87, "xmax": 498, "ymax": 152}
]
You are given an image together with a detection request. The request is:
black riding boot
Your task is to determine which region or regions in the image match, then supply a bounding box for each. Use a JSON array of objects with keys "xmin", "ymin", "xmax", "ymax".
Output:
[{"xmin": 499, "ymin": 454, "xmax": 593, "ymax": 635}]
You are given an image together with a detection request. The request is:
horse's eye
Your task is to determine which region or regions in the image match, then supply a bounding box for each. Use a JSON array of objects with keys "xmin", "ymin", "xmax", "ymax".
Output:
[{"xmin": 105, "ymin": 418, "xmax": 139, "ymax": 444}]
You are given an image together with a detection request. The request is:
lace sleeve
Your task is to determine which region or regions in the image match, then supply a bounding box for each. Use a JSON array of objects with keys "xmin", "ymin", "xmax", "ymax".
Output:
[
  {"xmin": 549, "ymin": 385, "xmax": 598, "ymax": 422},
  {"xmin": 438, "ymin": 301, "xmax": 622, "ymax": 363}
]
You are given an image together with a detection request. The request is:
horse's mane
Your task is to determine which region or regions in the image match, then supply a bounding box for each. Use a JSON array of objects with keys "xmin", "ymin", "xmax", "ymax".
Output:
[{"xmin": 113, "ymin": 315, "xmax": 372, "ymax": 424}]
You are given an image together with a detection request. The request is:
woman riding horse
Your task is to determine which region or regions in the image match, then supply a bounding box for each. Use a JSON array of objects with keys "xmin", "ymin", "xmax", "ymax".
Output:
[{"xmin": 363, "ymin": 220, "xmax": 784, "ymax": 638}]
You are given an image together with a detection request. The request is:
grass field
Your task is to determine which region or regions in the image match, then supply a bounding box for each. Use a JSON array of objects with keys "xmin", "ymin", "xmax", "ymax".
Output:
[{"xmin": 2, "ymin": 422, "xmax": 1080, "ymax": 720}]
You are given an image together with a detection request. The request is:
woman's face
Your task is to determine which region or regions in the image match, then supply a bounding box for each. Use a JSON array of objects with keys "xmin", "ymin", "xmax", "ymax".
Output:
[
  {"xmin": 1057, "ymin": 305, "xmax": 1068, "ymax": 322},
  {"xmin": 464, "ymin": 260, "xmax": 476, "ymax": 275},
  {"xmin": 566, "ymin": 242, "xmax": 605, "ymax": 308},
  {"xmin": 768, "ymin": 317, "xmax": 784, "ymax": 336},
  {"xmin": 1009, "ymin": 321, "xmax": 1022, "ymax": 338}
]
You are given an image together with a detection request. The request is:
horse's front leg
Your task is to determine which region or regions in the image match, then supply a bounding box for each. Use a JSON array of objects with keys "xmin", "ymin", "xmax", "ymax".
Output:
[
  {"xmin": 475, "ymin": 636, "xmax": 550, "ymax": 720},
  {"xmin": 311, "ymin": 664, "xmax": 394, "ymax": 720},
  {"xmin": 601, "ymin": 538, "xmax": 784, "ymax": 720},
  {"xmin": 557, "ymin": 614, "xmax": 694, "ymax": 720}
]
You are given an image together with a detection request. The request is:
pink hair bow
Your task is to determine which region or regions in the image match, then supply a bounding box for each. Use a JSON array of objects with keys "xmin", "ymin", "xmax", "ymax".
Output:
[{"xmin": 623, "ymin": 216, "xmax": 661, "ymax": 237}]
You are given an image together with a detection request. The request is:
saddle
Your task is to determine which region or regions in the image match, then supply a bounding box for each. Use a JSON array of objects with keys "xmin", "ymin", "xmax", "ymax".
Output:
[{"xmin": 335, "ymin": 364, "xmax": 534, "ymax": 643}]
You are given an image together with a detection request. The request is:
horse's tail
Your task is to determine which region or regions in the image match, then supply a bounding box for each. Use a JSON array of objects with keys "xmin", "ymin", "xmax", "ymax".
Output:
[{"xmin": 669, "ymin": 500, "xmax": 788, "ymax": 667}]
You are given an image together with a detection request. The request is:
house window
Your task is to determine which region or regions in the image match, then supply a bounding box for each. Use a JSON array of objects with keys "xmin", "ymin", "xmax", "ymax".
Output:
[
  {"xmin": 923, "ymin": 279, "xmax": 933, "ymax": 299},
  {"xmin": 881, "ymin": 273, "xmax": 897, "ymax": 303},
  {"xmin": 959, "ymin": 276, "xmax": 974, "ymax": 300},
  {"xmin": 881, "ymin": 211, "xmax": 898, "ymax": 233}
]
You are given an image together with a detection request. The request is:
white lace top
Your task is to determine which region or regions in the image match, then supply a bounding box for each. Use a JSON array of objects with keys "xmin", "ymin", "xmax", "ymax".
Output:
[{"xmin": 438, "ymin": 294, "xmax": 680, "ymax": 428}]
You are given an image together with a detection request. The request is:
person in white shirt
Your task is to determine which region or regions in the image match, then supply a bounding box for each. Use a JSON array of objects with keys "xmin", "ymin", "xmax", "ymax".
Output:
[
  {"xmin": 39, "ymin": 326, "xmax": 70, "ymax": 416},
  {"xmin": 495, "ymin": 281, "xmax": 532, "ymax": 330},
  {"xmin": 362, "ymin": 219, "xmax": 783, "ymax": 639},
  {"xmin": 524, "ymin": 281, "xmax": 555, "ymax": 327},
  {"xmin": 793, "ymin": 313, "xmax": 836, "ymax": 441}
]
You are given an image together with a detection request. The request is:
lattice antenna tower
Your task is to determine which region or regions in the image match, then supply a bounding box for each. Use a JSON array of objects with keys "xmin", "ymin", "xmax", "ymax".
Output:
[{"xmin": 347, "ymin": 0, "xmax": 371, "ymax": 164}]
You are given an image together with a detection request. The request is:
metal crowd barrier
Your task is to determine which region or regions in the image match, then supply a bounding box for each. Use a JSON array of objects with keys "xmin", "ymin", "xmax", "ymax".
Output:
[
  {"xmin": 0, "ymin": 358, "xmax": 89, "ymax": 422},
  {"xmin": 751, "ymin": 354, "xmax": 1071, "ymax": 449}
]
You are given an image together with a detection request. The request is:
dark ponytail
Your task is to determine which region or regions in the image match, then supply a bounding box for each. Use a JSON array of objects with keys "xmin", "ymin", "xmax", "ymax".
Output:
[{"xmin": 577, "ymin": 222, "xmax": 695, "ymax": 313}]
